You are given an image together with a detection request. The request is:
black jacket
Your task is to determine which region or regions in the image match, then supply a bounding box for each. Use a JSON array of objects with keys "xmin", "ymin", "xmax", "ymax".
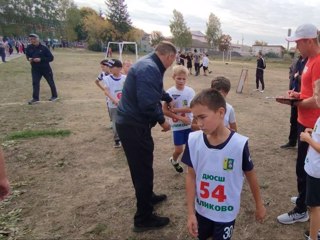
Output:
[
  {"xmin": 117, "ymin": 53, "xmax": 171, "ymax": 127},
  {"xmin": 26, "ymin": 43, "xmax": 53, "ymax": 68}
]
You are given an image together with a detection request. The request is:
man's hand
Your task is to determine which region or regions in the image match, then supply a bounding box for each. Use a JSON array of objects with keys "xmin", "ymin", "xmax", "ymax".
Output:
[{"xmin": 160, "ymin": 121, "xmax": 171, "ymax": 132}]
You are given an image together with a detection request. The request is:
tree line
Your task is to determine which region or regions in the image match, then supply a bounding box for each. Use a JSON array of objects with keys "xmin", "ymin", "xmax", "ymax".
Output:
[{"xmin": 0, "ymin": 0, "xmax": 231, "ymax": 51}]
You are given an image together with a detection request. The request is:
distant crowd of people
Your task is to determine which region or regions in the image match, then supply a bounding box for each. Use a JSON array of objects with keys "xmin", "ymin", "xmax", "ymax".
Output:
[
  {"xmin": 175, "ymin": 49, "xmax": 212, "ymax": 76},
  {"xmin": 0, "ymin": 36, "xmax": 28, "ymax": 62}
]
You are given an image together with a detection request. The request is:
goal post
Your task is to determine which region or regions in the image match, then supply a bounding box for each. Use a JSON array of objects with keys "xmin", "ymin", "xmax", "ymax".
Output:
[{"xmin": 105, "ymin": 41, "xmax": 138, "ymax": 62}]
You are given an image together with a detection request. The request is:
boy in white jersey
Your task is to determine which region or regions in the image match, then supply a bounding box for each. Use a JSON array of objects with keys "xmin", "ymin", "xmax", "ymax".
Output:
[
  {"xmin": 95, "ymin": 60, "xmax": 112, "ymax": 128},
  {"xmin": 163, "ymin": 65, "xmax": 195, "ymax": 173},
  {"xmin": 104, "ymin": 59, "xmax": 126, "ymax": 148},
  {"xmin": 300, "ymin": 79, "xmax": 320, "ymax": 240},
  {"xmin": 211, "ymin": 76, "xmax": 237, "ymax": 132},
  {"xmin": 182, "ymin": 88, "xmax": 266, "ymax": 240}
]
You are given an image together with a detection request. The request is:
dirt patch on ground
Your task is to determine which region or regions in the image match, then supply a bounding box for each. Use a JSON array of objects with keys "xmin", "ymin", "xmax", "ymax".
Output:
[{"xmin": 0, "ymin": 49, "xmax": 307, "ymax": 239}]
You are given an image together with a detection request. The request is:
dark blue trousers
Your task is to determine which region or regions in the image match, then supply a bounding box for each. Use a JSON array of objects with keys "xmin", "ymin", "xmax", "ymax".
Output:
[
  {"xmin": 116, "ymin": 123, "xmax": 154, "ymax": 224},
  {"xmin": 31, "ymin": 67, "xmax": 57, "ymax": 100}
]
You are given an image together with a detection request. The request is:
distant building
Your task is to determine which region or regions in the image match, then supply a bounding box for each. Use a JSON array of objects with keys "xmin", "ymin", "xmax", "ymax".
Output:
[
  {"xmin": 190, "ymin": 31, "xmax": 207, "ymax": 43},
  {"xmin": 252, "ymin": 45, "xmax": 286, "ymax": 57},
  {"xmin": 230, "ymin": 43, "xmax": 252, "ymax": 57}
]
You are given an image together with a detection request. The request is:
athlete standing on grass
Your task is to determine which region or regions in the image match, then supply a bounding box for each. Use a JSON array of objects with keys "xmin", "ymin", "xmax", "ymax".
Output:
[{"xmin": 182, "ymin": 88, "xmax": 266, "ymax": 240}]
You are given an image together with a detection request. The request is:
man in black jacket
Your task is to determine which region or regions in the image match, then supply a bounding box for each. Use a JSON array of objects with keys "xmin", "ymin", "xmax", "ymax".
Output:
[
  {"xmin": 255, "ymin": 51, "xmax": 266, "ymax": 92},
  {"xmin": 116, "ymin": 41, "xmax": 176, "ymax": 232},
  {"xmin": 26, "ymin": 33, "xmax": 58, "ymax": 104}
]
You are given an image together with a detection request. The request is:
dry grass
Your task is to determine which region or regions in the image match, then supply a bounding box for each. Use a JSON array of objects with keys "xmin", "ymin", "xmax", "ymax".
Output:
[{"xmin": 0, "ymin": 49, "xmax": 308, "ymax": 239}]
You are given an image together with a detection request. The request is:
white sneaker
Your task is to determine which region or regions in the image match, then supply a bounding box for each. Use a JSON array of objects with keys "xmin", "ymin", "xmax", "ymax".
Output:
[
  {"xmin": 277, "ymin": 209, "xmax": 309, "ymax": 224},
  {"xmin": 290, "ymin": 196, "xmax": 297, "ymax": 204},
  {"xmin": 259, "ymin": 90, "xmax": 264, "ymax": 93}
]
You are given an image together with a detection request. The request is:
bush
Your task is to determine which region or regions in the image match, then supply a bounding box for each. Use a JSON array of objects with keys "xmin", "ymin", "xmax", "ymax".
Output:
[
  {"xmin": 88, "ymin": 42, "xmax": 102, "ymax": 52},
  {"xmin": 264, "ymin": 52, "xmax": 280, "ymax": 58}
]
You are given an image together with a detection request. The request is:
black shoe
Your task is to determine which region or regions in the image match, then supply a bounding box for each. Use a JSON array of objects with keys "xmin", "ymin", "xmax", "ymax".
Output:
[
  {"xmin": 28, "ymin": 99, "xmax": 39, "ymax": 105},
  {"xmin": 280, "ymin": 142, "xmax": 296, "ymax": 149},
  {"xmin": 133, "ymin": 213, "xmax": 170, "ymax": 232},
  {"xmin": 151, "ymin": 193, "xmax": 167, "ymax": 205},
  {"xmin": 304, "ymin": 230, "xmax": 320, "ymax": 240}
]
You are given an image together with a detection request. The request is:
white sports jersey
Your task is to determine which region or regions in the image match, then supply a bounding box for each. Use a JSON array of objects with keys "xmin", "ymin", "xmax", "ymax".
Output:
[
  {"xmin": 103, "ymin": 74, "xmax": 126, "ymax": 108},
  {"xmin": 224, "ymin": 103, "xmax": 236, "ymax": 127},
  {"xmin": 187, "ymin": 130, "xmax": 248, "ymax": 222},
  {"xmin": 305, "ymin": 117, "xmax": 320, "ymax": 178},
  {"xmin": 166, "ymin": 86, "xmax": 195, "ymax": 131}
]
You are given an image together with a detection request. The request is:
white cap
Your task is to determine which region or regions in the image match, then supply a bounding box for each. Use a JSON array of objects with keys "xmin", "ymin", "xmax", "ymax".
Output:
[{"xmin": 286, "ymin": 24, "xmax": 319, "ymax": 42}]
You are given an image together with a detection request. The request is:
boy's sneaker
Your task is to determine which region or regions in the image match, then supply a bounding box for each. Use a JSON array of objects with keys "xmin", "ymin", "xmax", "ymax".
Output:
[
  {"xmin": 133, "ymin": 213, "xmax": 170, "ymax": 232},
  {"xmin": 49, "ymin": 97, "xmax": 59, "ymax": 102},
  {"xmin": 114, "ymin": 141, "xmax": 121, "ymax": 148},
  {"xmin": 169, "ymin": 157, "xmax": 183, "ymax": 173},
  {"xmin": 259, "ymin": 90, "xmax": 264, "ymax": 93},
  {"xmin": 290, "ymin": 196, "xmax": 298, "ymax": 204},
  {"xmin": 277, "ymin": 209, "xmax": 309, "ymax": 224},
  {"xmin": 304, "ymin": 230, "xmax": 320, "ymax": 240},
  {"xmin": 28, "ymin": 99, "xmax": 39, "ymax": 105}
]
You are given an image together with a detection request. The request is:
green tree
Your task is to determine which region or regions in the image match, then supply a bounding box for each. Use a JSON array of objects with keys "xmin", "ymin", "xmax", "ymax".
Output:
[
  {"xmin": 105, "ymin": 0, "xmax": 132, "ymax": 41},
  {"xmin": 64, "ymin": 6, "xmax": 81, "ymax": 41},
  {"xmin": 218, "ymin": 34, "xmax": 232, "ymax": 52},
  {"xmin": 205, "ymin": 13, "xmax": 221, "ymax": 48},
  {"xmin": 0, "ymin": 0, "xmax": 75, "ymax": 38},
  {"xmin": 150, "ymin": 31, "xmax": 164, "ymax": 47},
  {"xmin": 169, "ymin": 9, "xmax": 192, "ymax": 49}
]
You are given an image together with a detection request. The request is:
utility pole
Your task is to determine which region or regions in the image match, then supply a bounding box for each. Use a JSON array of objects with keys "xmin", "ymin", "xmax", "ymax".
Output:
[{"xmin": 287, "ymin": 28, "xmax": 291, "ymax": 51}]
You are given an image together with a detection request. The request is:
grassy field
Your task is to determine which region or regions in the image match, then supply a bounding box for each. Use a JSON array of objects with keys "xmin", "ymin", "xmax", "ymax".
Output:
[{"xmin": 0, "ymin": 49, "xmax": 309, "ymax": 240}]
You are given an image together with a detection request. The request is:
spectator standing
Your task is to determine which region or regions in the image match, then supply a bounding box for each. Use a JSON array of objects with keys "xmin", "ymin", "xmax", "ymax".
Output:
[
  {"xmin": 193, "ymin": 49, "xmax": 200, "ymax": 76},
  {"xmin": 277, "ymin": 23, "xmax": 320, "ymax": 227},
  {"xmin": 25, "ymin": 33, "xmax": 58, "ymax": 104},
  {"xmin": 0, "ymin": 36, "xmax": 6, "ymax": 62},
  {"xmin": 255, "ymin": 52, "xmax": 266, "ymax": 92},
  {"xmin": 281, "ymin": 55, "xmax": 308, "ymax": 148}
]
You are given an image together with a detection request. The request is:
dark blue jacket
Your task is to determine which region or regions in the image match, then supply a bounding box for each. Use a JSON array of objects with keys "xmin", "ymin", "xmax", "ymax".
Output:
[
  {"xmin": 117, "ymin": 53, "xmax": 169, "ymax": 127},
  {"xmin": 25, "ymin": 43, "xmax": 53, "ymax": 69}
]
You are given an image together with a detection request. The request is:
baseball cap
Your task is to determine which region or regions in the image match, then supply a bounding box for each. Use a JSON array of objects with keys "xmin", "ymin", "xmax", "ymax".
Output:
[
  {"xmin": 100, "ymin": 59, "xmax": 109, "ymax": 66},
  {"xmin": 107, "ymin": 59, "xmax": 122, "ymax": 68},
  {"xmin": 29, "ymin": 33, "xmax": 39, "ymax": 38},
  {"xmin": 286, "ymin": 24, "xmax": 319, "ymax": 42}
]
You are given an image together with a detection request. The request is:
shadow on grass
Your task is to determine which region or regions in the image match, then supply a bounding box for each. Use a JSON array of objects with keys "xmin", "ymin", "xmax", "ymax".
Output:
[{"xmin": 5, "ymin": 129, "xmax": 71, "ymax": 140}]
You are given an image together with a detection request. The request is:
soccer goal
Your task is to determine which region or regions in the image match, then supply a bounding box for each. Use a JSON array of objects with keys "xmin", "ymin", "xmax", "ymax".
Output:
[{"xmin": 105, "ymin": 41, "xmax": 138, "ymax": 62}]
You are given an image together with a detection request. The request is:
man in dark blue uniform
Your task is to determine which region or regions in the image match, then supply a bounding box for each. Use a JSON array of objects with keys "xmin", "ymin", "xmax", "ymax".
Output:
[{"xmin": 26, "ymin": 33, "xmax": 58, "ymax": 105}]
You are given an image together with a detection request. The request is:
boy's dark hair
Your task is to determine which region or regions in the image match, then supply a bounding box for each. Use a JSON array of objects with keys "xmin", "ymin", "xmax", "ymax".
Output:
[
  {"xmin": 100, "ymin": 59, "xmax": 109, "ymax": 66},
  {"xmin": 211, "ymin": 76, "xmax": 231, "ymax": 93},
  {"xmin": 190, "ymin": 88, "xmax": 226, "ymax": 112}
]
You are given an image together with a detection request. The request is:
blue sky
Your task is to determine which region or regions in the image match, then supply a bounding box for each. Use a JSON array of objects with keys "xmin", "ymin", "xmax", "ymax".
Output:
[{"xmin": 74, "ymin": 0, "xmax": 320, "ymax": 47}]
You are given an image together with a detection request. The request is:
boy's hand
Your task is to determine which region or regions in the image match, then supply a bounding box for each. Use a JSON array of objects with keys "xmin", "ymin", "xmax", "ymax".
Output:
[
  {"xmin": 187, "ymin": 214, "xmax": 198, "ymax": 237},
  {"xmin": 180, "ymin": 116, "xmax": 191, "ymax": 125},
  {"xmin": 300, "ymin": 129, "xmax": 312, "ymax": 142},
  {"xmin": 160, "ymin": 121, "xmax": 171, "ymax": 132},
  {"xmin": 255, "ymin": 204, "xmax": 266, "ymax": 223}
]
